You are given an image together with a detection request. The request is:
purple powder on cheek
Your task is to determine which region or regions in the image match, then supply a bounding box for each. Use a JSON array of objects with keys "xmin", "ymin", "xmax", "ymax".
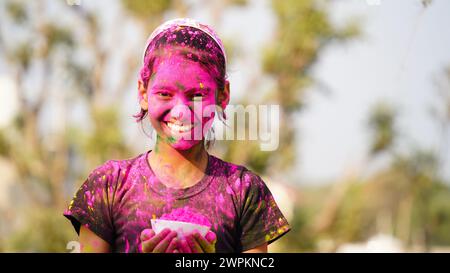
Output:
[{"xmin": 160, "ymin": 207, "xmax": 211, "ymax": 227}]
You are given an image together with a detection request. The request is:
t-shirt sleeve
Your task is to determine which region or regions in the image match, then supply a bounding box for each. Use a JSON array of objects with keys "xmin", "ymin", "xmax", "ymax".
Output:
[
  {"xmin": 63, "ymin": 161, "xmax": 118, "ymax": 246},
  {"xmin": 239, "ymin": 170, "xmax": 291, "ymax": 252}
]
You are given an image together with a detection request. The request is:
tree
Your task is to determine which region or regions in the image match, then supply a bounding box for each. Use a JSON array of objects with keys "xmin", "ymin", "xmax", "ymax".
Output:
[
  {"xmin": 222, "ymin": 0, "xmax": 359, "ymax": 175},
  {"xmin": 367, "ymin": 102, "xmax": 396, "ymax": 156}
]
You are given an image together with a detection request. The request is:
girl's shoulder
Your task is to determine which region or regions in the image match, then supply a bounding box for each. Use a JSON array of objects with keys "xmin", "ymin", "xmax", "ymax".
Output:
[
  {"xmin": 208, "ymin": 154, "xmax": 266, "ymax": 188},
  {"xmin": 209, "ymin": 154, "xmax": 247, "ymax": 176},
  {"xmin": 85, "ymin": 152, "xmax": 145, "ymax": 182}
]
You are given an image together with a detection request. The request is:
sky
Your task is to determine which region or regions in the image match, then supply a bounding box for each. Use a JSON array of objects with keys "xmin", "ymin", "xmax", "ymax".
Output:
[{"xmin": 1, "ymin": 0, "xmax": 449, "ymax": 186}]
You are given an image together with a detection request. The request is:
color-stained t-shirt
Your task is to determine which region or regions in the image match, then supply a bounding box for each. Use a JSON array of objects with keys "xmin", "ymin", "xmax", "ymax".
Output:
[{"xmin": 63, "ymin": 151, "xmax": 291, "ymax": 253}]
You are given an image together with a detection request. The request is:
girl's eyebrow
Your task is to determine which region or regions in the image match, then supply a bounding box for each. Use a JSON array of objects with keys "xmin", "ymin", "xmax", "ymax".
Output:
[
  {"xmin": 152, "ymin": 85, "xmax": 177, "ymax": 91},
  {"xmin": 186, "ymin": 87, "xmax": 211, "ymax": 93},
  {"xmin": 153, "ymin": 85, "xmax": 210, "ymax": 93}
]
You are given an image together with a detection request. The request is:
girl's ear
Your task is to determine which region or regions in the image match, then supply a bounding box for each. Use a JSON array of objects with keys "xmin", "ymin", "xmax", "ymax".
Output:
[
  {"xmin": 218, "ymin": 80, "xmax": 230, "ymax": 111},
  {"xmin": 138, "ymin": 79, "xmax": 148, "ymax": 111}
]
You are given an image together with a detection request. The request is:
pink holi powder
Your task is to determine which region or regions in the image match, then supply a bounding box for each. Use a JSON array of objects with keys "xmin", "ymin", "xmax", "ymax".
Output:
[{"xmin": 160, "ymin": 207, "xmax": 211, "ymax": 227}]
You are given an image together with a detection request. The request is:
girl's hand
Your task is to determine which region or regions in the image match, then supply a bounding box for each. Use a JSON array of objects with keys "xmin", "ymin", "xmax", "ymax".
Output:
[
  {"xmin": 140, "ymin": 228, "xmax": 179, "ymax": 253},
  {"xmin": 178, "ymin": 230, "xmax": 217, "ymax": 253}
]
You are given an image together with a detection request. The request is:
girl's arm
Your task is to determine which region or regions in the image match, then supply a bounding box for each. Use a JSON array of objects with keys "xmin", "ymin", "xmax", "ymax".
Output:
[
  {"xmin": 243, "ymin": 242, "xmax": 268, "ymax": 253},
  {"xmin": 79, "ymin": 225, "xmax": 112, "ymax": 253}
]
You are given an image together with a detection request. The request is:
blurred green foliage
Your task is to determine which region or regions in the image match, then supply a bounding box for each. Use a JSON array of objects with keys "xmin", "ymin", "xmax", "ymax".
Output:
[
  {"xmin": 224, "ymin": 0, "xmax": 360, "ymax": 173},
  {"xmin": 6, "ymin": 1, "xmax": 27, "ymax": 23},
  {"xmin": 83, "ymin": 106, "xmax": 130, "ymax": 164},
  {"xmin": 368, "ymin": 102, "xmax": 396, "ymax": 155},
  {"xmin": 122, "ymin": 0, "xmax": 172, "ymax": 19},
  {"xmin": 5, "ymin": 207, "xmax": 77, "ymax": 252}
]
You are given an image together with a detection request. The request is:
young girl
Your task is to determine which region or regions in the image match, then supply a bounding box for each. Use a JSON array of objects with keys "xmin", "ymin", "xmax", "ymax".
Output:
[{"xmin": 64, "ymin": 18, "xmax": 290, "ymax": 253}]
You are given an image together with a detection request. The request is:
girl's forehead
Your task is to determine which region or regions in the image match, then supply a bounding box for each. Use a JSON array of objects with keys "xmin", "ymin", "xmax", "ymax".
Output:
[{"xmin": 150, "ymin": 54, "xmax": 217, "ymax": 89}]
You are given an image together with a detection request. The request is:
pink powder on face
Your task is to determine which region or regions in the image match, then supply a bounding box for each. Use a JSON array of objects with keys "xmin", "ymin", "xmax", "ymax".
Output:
[
  {"xmin": 160, "ymin": 207, "xmax": 211, "ymax": 227},
  {"xmin": 135, "ymin": 25, "xmax": 227, "ymax": 125},
  {"xmin": 146, "ymin": 53, "xmax": 217, "ymax": 150}
]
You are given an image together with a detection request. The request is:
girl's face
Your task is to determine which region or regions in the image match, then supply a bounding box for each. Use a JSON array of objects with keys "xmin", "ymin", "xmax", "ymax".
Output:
[{"xmin": 140, "ymin": 52, "xmax": 220, "ymax": 150}]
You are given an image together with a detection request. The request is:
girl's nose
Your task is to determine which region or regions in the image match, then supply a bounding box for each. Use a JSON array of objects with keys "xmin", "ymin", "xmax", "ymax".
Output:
[{"xmin": 169, "ymin": 97, "xmax": 192, "ymax": 121}]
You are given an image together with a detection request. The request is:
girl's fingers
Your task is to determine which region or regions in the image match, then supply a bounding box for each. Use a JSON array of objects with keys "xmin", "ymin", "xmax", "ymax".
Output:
[
  {"xmin": 140, "ymin": 229, "xmax": 216, "ymax": 253},
  {"xmin": 179, "ymin": 237, "xmax": 192, "ymax": 253},
  {"xmin": 186, "ymin": 234, "xmax": 203, "ymax": 253},
  {"xmin": 153, "ymin": 231, "xmax": 178, "ymax": 253},
  {"xmin": 140, "ymin": 229, "xmax": 156, "ymax": 253},
  {"xmin": 140, "ymin": 229, "xmax": 156, "ymax": 242},
  {"xmin": 165, "ymin": 237, "xmax": 179, "ymax": 253},
  {"xmin": 141, "ymin": 228, "xmax": 170, "ymax": 253},
  {"xmin": 205, "ymin": 231, "xmax": 217, "ymax": 244},
  {"xmin": 194, "ymin": 232, "xmax": 215, "ymax": 253}
]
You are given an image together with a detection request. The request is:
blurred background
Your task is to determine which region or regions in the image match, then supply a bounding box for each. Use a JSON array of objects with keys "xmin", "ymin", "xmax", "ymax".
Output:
[{"xmin": 0, "ymin": 0, "xmax": 449, "ymax": 252}]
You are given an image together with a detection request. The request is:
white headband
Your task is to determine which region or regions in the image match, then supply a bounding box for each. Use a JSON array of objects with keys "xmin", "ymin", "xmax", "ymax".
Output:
[{"xmin": 142, "ymin": 18, "xmax": 227, "ymax": 65}]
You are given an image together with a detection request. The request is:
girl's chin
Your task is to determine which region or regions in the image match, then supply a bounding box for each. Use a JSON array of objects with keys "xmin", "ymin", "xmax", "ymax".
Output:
[{"xmin": 168, "ymin": 140, "xmax": 202, "ymax": 150}]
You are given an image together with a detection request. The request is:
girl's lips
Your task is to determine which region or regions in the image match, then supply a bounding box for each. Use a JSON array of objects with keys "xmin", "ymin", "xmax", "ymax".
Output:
[
  {"xmin": 162, "ymin": 120, "xmax": 198, "ymax": 135},
  {"xmin": 165, "ymin": 121, "xmax": 194, "ymax": 132}
]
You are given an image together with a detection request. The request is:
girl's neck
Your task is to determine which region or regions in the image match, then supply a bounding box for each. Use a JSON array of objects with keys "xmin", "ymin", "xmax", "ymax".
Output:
[{"xmin": 148, "ymin": 137, "xmax": 209, "ymax": 189}]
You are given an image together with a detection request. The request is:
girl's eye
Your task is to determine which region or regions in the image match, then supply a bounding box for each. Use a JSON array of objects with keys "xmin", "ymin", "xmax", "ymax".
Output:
[{"xmin": 157, "ymin": 92, "xmax": 171, "ymax": 98}]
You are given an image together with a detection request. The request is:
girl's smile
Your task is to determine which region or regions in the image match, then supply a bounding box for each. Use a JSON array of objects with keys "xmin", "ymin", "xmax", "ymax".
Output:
[{"xmin": 164, "ymin": 119, "xmax": 194, "ymax": 133}]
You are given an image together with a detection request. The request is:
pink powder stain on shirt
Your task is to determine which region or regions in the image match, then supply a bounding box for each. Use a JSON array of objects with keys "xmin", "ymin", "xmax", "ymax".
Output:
[
  {"xmin": 234, "ymin": 178, "xmax": 241, "ymax": 190},
  {"xmin": 160, "ymin": 206, "xmax": 211, "ymax": 227},
  {"xmin": 135, "ymin": 208, "xmax": 146, "ymax": 220},
  {"xmin": 84, "ymin": 191, "xmax": 94, "ymax": 209},
  {"xmin": 215, "ymin": 193, "xmax": 225, "ymax": 204},
  {"xmin": 225, "ymin": 185, "xmax": 233, "ymax": 195},
  {"xmin": 125, "ymin": 239, "xmax": 129, "ymax": 253}
]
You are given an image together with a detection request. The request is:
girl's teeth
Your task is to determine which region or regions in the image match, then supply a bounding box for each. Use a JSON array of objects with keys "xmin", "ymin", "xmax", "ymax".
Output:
[{"xmin": 166, "ymin": 122, "xmax": 193, "ymax": 132}]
